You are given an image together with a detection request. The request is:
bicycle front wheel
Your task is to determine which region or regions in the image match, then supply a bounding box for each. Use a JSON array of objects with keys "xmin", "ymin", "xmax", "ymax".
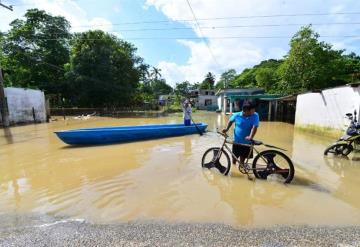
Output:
[
  {"xmin": 252, "ymin": 150, "xmax": 294, "ymax": 183},
  {"xmin": 201, "ymin": 147, "xmax": 231, "ymax": 176},
  {"xmin": 324, "ymin": 143, "xmax": 353, "ymax": 156}
]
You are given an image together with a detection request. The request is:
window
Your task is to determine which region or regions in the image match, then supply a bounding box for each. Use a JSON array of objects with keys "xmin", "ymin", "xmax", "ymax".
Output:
[
  {"xmin": 205, "ymin": 91, "xmax": 208, "ymax": 95},
  {"xmin": 205, "ymin": 99, "xmax": 212, "ymax": 106},
  {"xmin": 211, "ymin": 92, "xmax": 215, "ymax": 95}
]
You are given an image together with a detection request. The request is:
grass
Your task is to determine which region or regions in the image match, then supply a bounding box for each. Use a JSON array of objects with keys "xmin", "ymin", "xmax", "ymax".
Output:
[{"xmin": 295, "ymin": 124, "xmax": 343, "ymax": 138}]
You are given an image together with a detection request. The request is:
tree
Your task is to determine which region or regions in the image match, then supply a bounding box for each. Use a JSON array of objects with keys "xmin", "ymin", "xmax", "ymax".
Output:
[
  {"xmin": 279, "ymin": 25, "xmax": 345, "ymax": 93},
  {"xmin": 200, "ymin": 72, "xmax": 215, "ymax": 89},
  {"xmin": 340, "ymin": 52, "xmax": 360, "ymax": 82},
  {"xmin": 231, "ymin": 68, "xmax": 257, "ymax": 88},
  {"xmin": 65, "ymin": 30, "xmax": 141, "ymax": 107},
  {"xmin": 216, "ymin": 69, "xmax": 236, "ymax": 89},
  {"xmin": 151, "ymin": 79, "xmax": 172, "ymax": 97},
  {"xmin": 150, "ymin": 66, "xmax": 161, "ymax": 81},
  {"xmin": 255, "ymin": 68, "xmax": 279, "ymax": 93},
  {"xmin": 1, "ymin": 9, "xmax": 71, "ymax": 94},
  {"xmin": 174, "ymin": 81, "xmax": 192, "ymax": 97},
  {"xmin": 189, "ymin": 82, "xmax": 200, "ymax": 90}
]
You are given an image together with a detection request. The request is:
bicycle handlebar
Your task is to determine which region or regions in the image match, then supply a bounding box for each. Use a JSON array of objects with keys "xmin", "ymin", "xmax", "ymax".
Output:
[
  {"xmin": 216, "ymin": 130, "xmax": 287, "ymax": 151},
  {"xmin": 217, "ymin": 131, "xmax": 229, "ymax": 138}
]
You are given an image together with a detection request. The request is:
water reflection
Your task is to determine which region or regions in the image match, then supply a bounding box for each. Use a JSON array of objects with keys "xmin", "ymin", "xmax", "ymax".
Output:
[
  {"xmin": 3, "ymin": 127, "xmax": 13, "ymax": 144},
  {"xmin": 323, "ymin": 156, "xmax": 360, "ymax": 210},
  {"xmin": 0, "ymin": 114, "xmax": 360, "ymax": 226}
]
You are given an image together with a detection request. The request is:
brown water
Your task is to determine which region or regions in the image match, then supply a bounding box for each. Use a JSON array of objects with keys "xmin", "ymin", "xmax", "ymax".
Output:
[{"xmin": 1, "ymin": 112, "xmax": 360, "ymax": 226}]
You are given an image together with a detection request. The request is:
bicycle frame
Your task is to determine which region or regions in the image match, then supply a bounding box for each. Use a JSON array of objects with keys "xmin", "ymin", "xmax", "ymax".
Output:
[{"xmin": 215, "ymin": 134, "xmax": 268, "ymax": 175}]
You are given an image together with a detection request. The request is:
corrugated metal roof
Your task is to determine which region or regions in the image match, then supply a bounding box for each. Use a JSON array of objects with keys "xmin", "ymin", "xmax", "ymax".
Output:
[{"xmin": 228, "ymin": 94, "xmax": 280, "ymax": 102}]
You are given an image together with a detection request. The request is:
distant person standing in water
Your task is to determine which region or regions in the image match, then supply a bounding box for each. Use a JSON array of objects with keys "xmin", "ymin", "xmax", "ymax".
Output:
[
  {"xmin": 222, "ymin": 101, "xmax": 259, "ymax": 165},
  {"xmin": 182, "ymin": 99, "xmax": 192, "ymax": 126}
]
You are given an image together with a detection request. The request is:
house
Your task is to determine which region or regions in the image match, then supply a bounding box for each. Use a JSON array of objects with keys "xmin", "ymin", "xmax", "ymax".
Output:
[
  {"xmin": 216, "ymin": 88, "xmax": 280, "ymax": 120},
  {"xmin": 189, "ymin": 89, "xmax": 218, "ymax": 110},
  {"xmin": 216, "ymin": 88, "xmax": 265, "ymax": 113},
  {"xmin": 158, "ymin": 95, "xmax": 172, "ymax": 106},
  {"xmin": 266, "ymin": 94, "xmax": 297, "ymax": 123}
]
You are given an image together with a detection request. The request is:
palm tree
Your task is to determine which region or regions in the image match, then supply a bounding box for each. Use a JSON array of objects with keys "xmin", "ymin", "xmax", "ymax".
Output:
[{"xmin": 150, "ymin": 67, "xmax": 162, "ymax": 80}]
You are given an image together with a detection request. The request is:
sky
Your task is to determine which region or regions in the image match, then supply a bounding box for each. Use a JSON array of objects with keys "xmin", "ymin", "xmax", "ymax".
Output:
[{"xmin": 1, "ymin": 0, "xmax": 360, "ymax": 86}]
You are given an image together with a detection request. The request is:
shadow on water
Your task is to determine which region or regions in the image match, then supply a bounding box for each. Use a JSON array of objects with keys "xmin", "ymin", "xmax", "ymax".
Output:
[
  {"xmin": 291, "ymin": 175, "xmax": 332, "ymax": 193},
  {"xmin": 3, "ymin": 127, "xmax": 14, "ymax": 144},
  {"xmin": 105, "ymin": 112, "xmax": 169, "ymax": 118},
  {"xmin": 59, "ymin": 134, "xmax": 199, "ymax": 149}
]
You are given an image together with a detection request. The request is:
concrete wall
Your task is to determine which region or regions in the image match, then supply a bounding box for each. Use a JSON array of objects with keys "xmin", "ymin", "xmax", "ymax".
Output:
[
  {"xmin": 197, "ymin": 95, "xmax": 218, "ymax": 110},
  {"xmin": 217, "ymin": 96, "xmax": 223, "ymax": 111},
  {"xmin": 295, "ymin": 85, "xmax": 360, "ymax": 133},
  {"xmin": 3, "ymin": 87, "xmax": 46, "ymax": 124}
]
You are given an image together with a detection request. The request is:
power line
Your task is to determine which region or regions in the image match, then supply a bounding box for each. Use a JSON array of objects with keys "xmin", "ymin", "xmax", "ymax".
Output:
[
  {"xmin": 6, "ymin": 21, "xmax": 359, "ymax": 38},
  {"xmin": 69, "ymin": 11, "xmax": 360, "ymax": 28},
  {"xmin": 11, "ymin": 0, "xmax": 79, "ymax": 6},
  {"xmin": 185, "ymin": 0, "xmax": 220, "ymax": 67},
  {"xmin": 72, "ymin": 22, "xmax": 360, "ymax": 32},
  {"xmin": 15, "ymin": 35, "xmax": 360, "ymax": 41},
  {"xmin": 0, "ymin": 1, "xmax": 13, "ymax": 11},
  {"xmin": 7, "ymin": 4, "xmax": 359, "ymax": 27},
  {"xmin": 3, "ymin": 21, "xmax": 359, "ymax": 37}
]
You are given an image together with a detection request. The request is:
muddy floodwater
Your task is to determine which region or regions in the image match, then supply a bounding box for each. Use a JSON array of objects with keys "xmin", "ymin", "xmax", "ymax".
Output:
[{"xmin": 1, "ymin": 112, "xmax": 360, "ymax": 227}]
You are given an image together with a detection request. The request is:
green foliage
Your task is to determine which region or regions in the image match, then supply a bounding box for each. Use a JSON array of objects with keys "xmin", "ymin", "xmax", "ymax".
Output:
[
  {"xmin": 199, "ymin": 72, "xmax": 215, "ymax": 89},
  {"xmin": 279, "ymin": 25, "xmax": 345, "ymax": 94},
  {"xmin": 340, "ymin": 53, "xmax": 360, "ymax": 82},
  {"xmin": 150, "ymin": 79, "xmax": 173, "ymax": 97},
  {"xmin": 189, "ymin": 82, "xmax": 200, "ymax": 90},
  {"xmin": 174, "ymin": 81, "xmax": 192, "ymax": 97},
  {"xmin": 0, "ymin": 9, "xmax": 175, "ymax": 108},
  {"xmin": 216, "ymin": 69, "xmax": 236, "ymax": 89},
  {"xmin": 231, "ymin": 59, "xmax": 282, "ymax": 90},
  {"xmin": 231, "ymin": 68, "xmax": 257, "ymax": 88},
  {"xmin": 228, "ymin": 26, "xmax": 360, "ymax": 95},
  {"xmin": 65, "ymin": 30, "xmax": 141, "ymax": 107},
  {"xmin": 2, "ymin": 10, "xmax": 360, "ymax": 108},
  {"xmin": 1, "ymin": 9, "xmax": 71, "ymax": 92}
]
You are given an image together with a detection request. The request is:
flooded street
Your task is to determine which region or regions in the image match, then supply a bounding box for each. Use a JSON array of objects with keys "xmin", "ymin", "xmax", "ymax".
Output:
[{"xmin": 1, "ymin": 112, "xmax": 360, "ymax": 227}]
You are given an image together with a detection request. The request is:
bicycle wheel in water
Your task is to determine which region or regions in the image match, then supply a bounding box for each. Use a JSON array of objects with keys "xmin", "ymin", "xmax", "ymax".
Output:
[
  {"xmin": 252, "ymin": 150, "xmax": 294, "ymax": 183},
  {"xmin": 201, "ymin": 147, "xmax": 231, "ymax": 175},
  {"xmin": 324, "ymin": 143, "xmax": 353, "ymax": 156}
]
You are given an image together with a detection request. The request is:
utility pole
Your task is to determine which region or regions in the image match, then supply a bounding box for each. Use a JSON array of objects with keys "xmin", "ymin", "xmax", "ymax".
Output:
[
  {"xmin": 0, "ymin": 1, "xmax": 13, "ymax": 11},
  {"xmin": 0, "ymin": 69, "xmax": 10, "ymax": 127}
]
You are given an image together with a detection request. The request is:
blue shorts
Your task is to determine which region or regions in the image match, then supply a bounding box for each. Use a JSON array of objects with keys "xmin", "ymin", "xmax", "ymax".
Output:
[{"xmin": 184, "ymin": 119, "xmax": 191, "ymax": 126}]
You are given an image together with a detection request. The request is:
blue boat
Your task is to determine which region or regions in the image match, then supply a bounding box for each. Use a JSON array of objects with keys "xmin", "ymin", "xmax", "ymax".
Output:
[{"xmin": 55, "ymin": 123, "xmax": 208, "ymax": 145}]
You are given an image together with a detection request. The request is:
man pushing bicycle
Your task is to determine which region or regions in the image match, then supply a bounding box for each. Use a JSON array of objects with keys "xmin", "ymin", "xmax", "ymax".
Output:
[{"xmin": 222, "ymin": 101, "xmax": 259, "ymax": 166}]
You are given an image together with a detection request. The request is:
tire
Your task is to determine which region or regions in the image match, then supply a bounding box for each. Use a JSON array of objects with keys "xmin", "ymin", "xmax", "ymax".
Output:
[
  {"xmin": 324, "ymin": 143, "xmax": 353, "ymax": 156},
  {"xmin": 201, "ymin": 147, "xmax": 231, "ymax": 176},
  {"xmin": 252, "ymin": 150, "xmax": 295, "ymax": 184}
]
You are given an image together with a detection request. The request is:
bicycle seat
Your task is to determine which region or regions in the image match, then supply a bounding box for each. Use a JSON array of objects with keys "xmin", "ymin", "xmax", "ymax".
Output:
[{"xmin": 251, "ymin": 140, "xmax": 263, "ymax": 145}]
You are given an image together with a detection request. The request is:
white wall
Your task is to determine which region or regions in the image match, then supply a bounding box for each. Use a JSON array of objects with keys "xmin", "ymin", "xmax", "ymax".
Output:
[
  {"xmin": 295, "ymin": 85, "xmax": 360, "ymax": 130},
  {"xmin": 197, "ymin": 95, "xmax": 218, "ymax": 109},
  {"xmin": 217, "ymin": 96, "xmax": 223, "ymax": 111},
  {"xmin": 4, "ymin": 87, "xmax": 46, "ymax": 124}
]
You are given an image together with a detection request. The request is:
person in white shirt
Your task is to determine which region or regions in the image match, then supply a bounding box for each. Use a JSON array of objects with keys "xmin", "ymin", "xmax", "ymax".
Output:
[{"xmin": 182, "ymin": 99, "xmax": 192, "ymax": 126}]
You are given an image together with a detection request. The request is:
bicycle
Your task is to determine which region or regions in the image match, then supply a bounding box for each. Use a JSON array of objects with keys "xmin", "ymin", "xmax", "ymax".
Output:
[{"xmin": 201, "ymin": 131, "xmax": 295, "ymax": 184}]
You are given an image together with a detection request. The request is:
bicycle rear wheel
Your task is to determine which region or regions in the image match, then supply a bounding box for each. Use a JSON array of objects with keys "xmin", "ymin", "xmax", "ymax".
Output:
[
  {"xmin": 201, "ymin": 147, "xmax": 231, "ymax": 175},
  {"xmin": 252, "ymin": 150, "xmax": 294, "ymax": 183}
]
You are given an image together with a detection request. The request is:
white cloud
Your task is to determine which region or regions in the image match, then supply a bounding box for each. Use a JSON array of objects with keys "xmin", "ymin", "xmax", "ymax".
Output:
[
  {"xmin": 88, "ymin": 18, "xmax": 113, "ymax": 32},
  {"xmin": 1, "ymin": 0, "xmax": 114, "ymax": 33},
  {"xmin": 159, "ymin": 39, "xmax": 262, "ymax": 85},
  {"xmin": 146, "ymin": 0, "xmax": 360, "ymax": 84}
]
